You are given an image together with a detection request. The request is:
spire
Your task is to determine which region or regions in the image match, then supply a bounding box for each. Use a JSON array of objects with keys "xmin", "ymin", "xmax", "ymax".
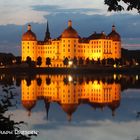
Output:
[
  {"xmin": 112, "ymin": 24, "xmax": 116, "ymax": 31},
  {"xmin": 112, "ymin": 110, "xmax": 115, "ymax": 117},
  {"xmin": 68, "ymin": 20, "xmax": 72, "ymax": 27},
  {"xmin": 44, "ymin": 100, "xmax": 50, "ymax": 120},
  {"xmin": 44, "ymin": 21, "xmax": 51, "ymax": 42},
  {"xmin": 47, "ymin": 21, "xmax": 49, "ymax": 33},
  {"xmin": 28, "ymin": 24, "xmax": 31, "ymax": 31},
  {"xmin": 28, "ymin": 110, "xmax": 31, "ymax": 117},
  {"xmin": 67, "ymin": 114, "xmax": 72, "ymax": 122}
]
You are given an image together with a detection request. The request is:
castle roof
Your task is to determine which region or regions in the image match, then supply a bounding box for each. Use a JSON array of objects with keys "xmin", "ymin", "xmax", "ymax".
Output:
[
  {"xmin": 108, "ymin": 25, "xmax": 121, "ymax": 41},
  {"xmin": 61, "ymin": 20, "xmax": 79, "ymax": 38},
  {"xmin": 88, "ymin": 32, "xmax": 107, "ymax": 40},
  {"xmin": 22, "ymin": 24, "xmax": 37, "ymax": 41}
]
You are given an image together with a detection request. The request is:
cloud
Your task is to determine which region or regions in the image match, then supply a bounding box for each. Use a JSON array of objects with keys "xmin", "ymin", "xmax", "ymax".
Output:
[
  {"xmin": 32, "ymin": 5, "xmax": 102, "ymax": 15},
  {"xmin": 33, "ymin": 120, "xmax": 140, "ymax": 140}
]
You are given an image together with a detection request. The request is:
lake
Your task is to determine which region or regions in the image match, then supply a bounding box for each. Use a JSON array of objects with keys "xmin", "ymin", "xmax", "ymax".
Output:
[{"xmin": 0, "ymin": 74, "xmax": 140, "ymax": 140}]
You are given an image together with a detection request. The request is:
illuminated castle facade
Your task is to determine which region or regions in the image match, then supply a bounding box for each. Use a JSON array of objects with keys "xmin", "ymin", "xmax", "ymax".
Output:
[
  {"xmin": 21, "ymin": 75, "xmax": 121, "ymax": 121},
  {"xmin": 21, "ymin": 20, "xmax": 121, "ymax": 67}
]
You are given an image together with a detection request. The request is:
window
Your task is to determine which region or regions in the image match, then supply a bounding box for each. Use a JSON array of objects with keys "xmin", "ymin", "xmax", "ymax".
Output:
[{"xmin": 68, "ymin": 49, "xmax": 70, "ymax": 52}]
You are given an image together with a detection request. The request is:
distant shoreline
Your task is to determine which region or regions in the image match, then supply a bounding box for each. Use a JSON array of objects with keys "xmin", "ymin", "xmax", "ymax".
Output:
[{"xmin": 0, "ymin": 66, "xmax": 140, "ymax": 75}]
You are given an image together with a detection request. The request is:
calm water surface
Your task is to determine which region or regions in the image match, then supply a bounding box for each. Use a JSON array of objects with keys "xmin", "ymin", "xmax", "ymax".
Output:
[{"xmin": 1, "ymin": 74, "xmax": 140, "ymax": 140}]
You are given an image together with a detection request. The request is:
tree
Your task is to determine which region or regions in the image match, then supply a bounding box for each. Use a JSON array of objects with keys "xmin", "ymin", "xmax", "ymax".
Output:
[
  {"xmin": 102, "ymin": 59, "xmax": 106, "ymax": 66},
  {"xmin": 96, "ymin": 58, "xmax": 101, "ymax": 65},
  {"xmin": 79, "ymin": 57, "xmax": 84, "ymax": 66},
  {"xmin": 63, "ymin": 77, "xmax": 69, "ymax": 85},
  {"xmin": 73, "ymin": 57, "xmax": 77, "ymax": 65},
  {"xmin": 25, "ymin": 77, "xmax": 31, "ymax": 87},
  {"xmin": 46, "ymin": 57, "xmax": 51, "ymax": 67},
  {"xmin": 0, "ymin": 86, "xmax": 37, "ymax": 139},
  {"xmin": 36, "ymin": 56, "xmax": 42, "ymax": 67},
  {"xmin": 91, "ymin": 59, "xmax": 95, "ymax": 65},
  {"xmin": 85, "ymin": 57, "xmax": 90, "ymax": 65},
  {"xmin": 63, "ymin": 57, "xmax": 69, "ymax": 67},
  {"xmin": 46, "ymin": 77, "xmax": 51, "ymax": 85},
  {"xmin": 36, "ymin": 77, "xmax": 42, "ymax": 86},
  {"xmin": 104, "ymin": 0, "xmax": 140, "ymax": 13},
  {"xmin": 15, "ymin": 56, "xmax": 21, "ymax": 64},
  {"xmin": 26, "ymin": 56, "xmax": 32, "ymax": 66}
]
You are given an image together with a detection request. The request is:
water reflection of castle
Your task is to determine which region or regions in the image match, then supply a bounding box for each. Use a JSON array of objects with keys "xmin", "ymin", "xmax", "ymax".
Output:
[{"xmin": 21, "ymin": 75, "xmax": 121, "ymax": 121}]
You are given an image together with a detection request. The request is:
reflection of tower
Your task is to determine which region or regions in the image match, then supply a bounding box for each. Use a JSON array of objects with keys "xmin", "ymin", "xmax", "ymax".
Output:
[
  {"xmin": 61, "ymin": 104, "xmax": 78, "ymax": 122},
  {"xmin": 108, "ymin": 100, "xmax": 120, "ymax": 117},
  {"xmin": 44, "ymin": 99, "xmax": 50, "ymax": 120},
  {"xmin": 21, "ymin": 79, "xmax": 37, "ymax": 116},
  {"xmin": 22, "ymin": 100, "xmax": 36, "ymax": 116},
  {"xmin": 21, "ymin": 75, "xmax": 121, "ymax": 120}
]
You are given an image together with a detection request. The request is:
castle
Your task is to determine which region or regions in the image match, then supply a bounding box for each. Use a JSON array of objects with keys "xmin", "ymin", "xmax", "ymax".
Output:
[
  {"xmin": 21, "ymin": 20, "xmax": 121, "ymax": 67},
  {"xmin": 22, "ymin": 75, "xmax": 120, "ymax": 121}
]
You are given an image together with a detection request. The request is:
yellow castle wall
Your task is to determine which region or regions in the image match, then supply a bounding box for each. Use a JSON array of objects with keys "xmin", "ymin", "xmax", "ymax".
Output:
[{"xmin": 21, "ymin": 36, "xmax": 121, "ymax": 67}]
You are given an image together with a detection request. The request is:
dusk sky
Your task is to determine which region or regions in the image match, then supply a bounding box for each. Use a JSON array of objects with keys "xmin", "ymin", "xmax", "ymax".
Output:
[{"xmin": 0, "ymin": 0, "xmax": 140, "ymax": 55}]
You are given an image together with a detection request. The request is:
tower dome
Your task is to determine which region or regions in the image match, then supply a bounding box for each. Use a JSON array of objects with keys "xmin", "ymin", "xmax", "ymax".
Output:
[
  {"xmin": 61, "ymin": 103, "xmax": 78, "ymax": 121},
  {"xmin": 61, "ymin": 20, "xmax": 79, "ymax": 38},
  {"xmin": 22, "ymin": 24, "xmax": 37, "ymax": 41},
  {"xmin": 108, "ymin": 25, "xmax": 121, "ymax": 41},
  {"xmin": 22, "ymin": 100, "xmax": 36, "ymax": 116},
  {"xmin": 108, "ymin": 100, "xmax": 120, "ymax": 117}
]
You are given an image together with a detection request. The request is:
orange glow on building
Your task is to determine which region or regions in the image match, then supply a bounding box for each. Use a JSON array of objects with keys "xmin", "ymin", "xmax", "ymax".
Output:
[
  {"xmin": 21, "ymin": 75, "xmax": 121, "ymax": 120},
  {"xmin": 21, "ymin": 20, "xmax": 121, "ymax": 67}
]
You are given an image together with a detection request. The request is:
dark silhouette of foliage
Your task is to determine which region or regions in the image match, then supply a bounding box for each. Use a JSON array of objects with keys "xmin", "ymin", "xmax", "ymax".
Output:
[
  {"xmin": 85, "ymin": 58, "xmax": 90, "ymax": 65},
  {"xmin": 15, "ymin": 56, "xmax": 22, "ymax": 65},
  {"xmin": 105, "ymin": 0, "xmax": 140, "ymax": 13},
  {"xmin": 26, "ymin": 56, "xmax": 32, "ymax": 66},
  {"xmin": 102, "ymin": 59, "xmax": 106, "ymax": 65},
  {"xmin": 96, "ymin": 58, "xmax": 101, "ymax": 65},
  {"xmin": 63, "ymin": 57, "xmax": 69, "ymax": 67},
  {"xmin": 79, "ymin": 57, "xmax": 84, "ymax": 66},
  {"xmin": 0, "ymin": 53, "xmax": 15, "ymax": 66},
  {"xmin": 73, "ymin": 57, "xmax": 77, "ymax": 65},
  {"xmin": 36, "ymin": 77, "xmax": 42, "ymax": 86},
  {"xmin": 63, "ymin": 77, "xmax": 69, "ymax": 85},
  {"xmin": 0, "ymin": 86, "xmax": 37, "ymax": 139},
  {"xmin": 15, "ymin": 77, "xmax": 21, "ymax": 87},
  {"xmin": 46, "ymin": 57, "xmax": 51, "ymax": 67},
  {"xmin": 25, "ymin": 78, "xmax": 31, "ymax": 87},
  {"xmin": 36, "ymin": 56, "xmax": 42, "ymax": 67},
  {"xmin": 46, "ymin": 77, "xmax": 51, "ymax": 85}
]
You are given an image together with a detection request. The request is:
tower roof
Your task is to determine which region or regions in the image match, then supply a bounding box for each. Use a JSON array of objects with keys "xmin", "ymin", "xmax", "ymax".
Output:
[
  {"xmin": 108, "ymin": 25, "xmax": 121, "ymax": 41},
  {"xmin": 22, "ymin": 24, "xmax": 37, "ymax": 41},
  {"xmin": 60, "ymin": 103, "xmax": 78, "ymax": 122},
  {"xmin": 61, "ymin": 20, "xmax": 79, "ymax": 38},
  {"xmin": 44, "ymin": 21, "xmax": 51, "ymax": 42}
]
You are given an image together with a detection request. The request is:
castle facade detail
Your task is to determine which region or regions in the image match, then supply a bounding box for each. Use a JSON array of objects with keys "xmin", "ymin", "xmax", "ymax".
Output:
[{"xmin": 22, "ymin": 20, "xmax": 121, "ymax": 67}]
